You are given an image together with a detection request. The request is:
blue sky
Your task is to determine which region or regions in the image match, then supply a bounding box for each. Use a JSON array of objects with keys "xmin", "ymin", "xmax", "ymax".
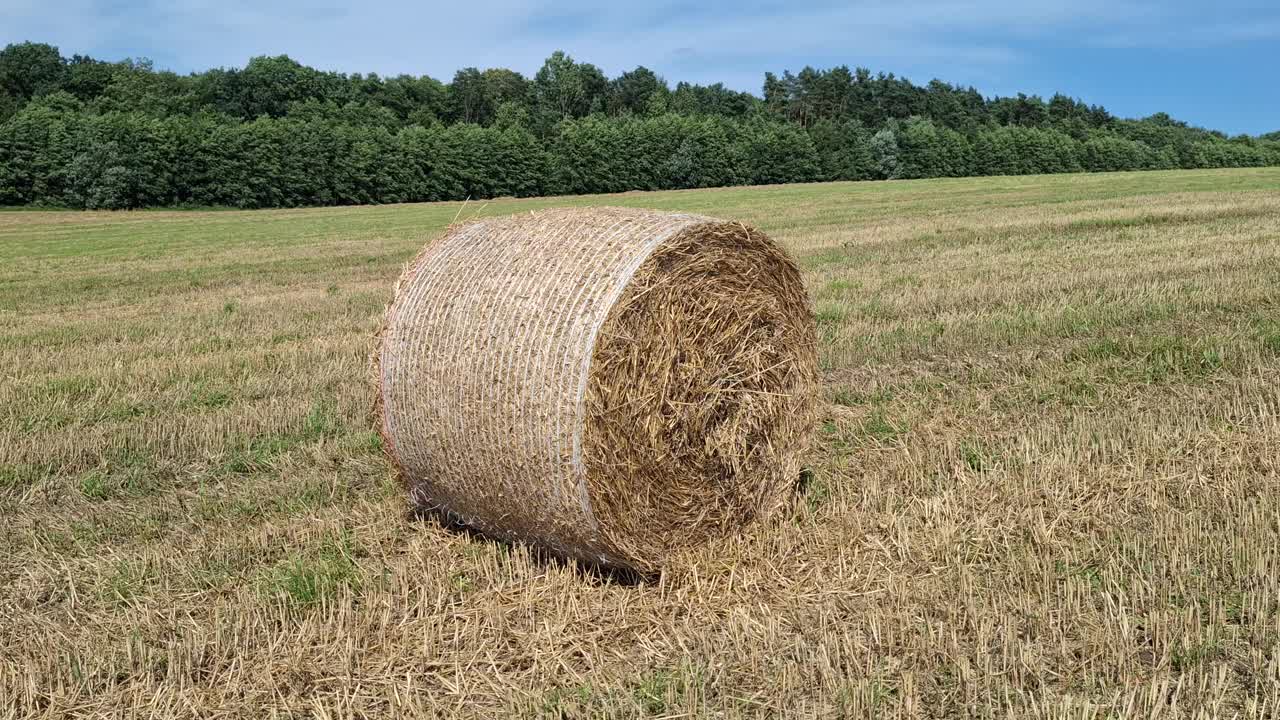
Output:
[{"xmin": 3, "ymin": 0, "xmax": 1277, "ymax": 135}]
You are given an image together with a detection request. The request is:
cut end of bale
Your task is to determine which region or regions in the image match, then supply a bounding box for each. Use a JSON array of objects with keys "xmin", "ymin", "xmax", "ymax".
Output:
[
  {"xmin": 582, "ymin": 221, "xmax": 817, "ymax": 569},
  {"xmin": 376, "ymin": 207, "xmax": 818, "ymax": 573}
]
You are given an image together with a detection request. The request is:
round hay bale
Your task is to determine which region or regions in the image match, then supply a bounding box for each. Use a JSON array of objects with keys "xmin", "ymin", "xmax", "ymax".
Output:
[{"xmin": 376, "ymin": 207, "xmax": 818, "ymax": 572}]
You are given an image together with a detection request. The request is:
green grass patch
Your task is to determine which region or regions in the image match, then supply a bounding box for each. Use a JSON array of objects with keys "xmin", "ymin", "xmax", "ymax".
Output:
[
  {"xmin": 223, "ymin": 434, "xmax": 299, "ymax": 475},
  {"xmin": 1171, "ymin": 638, "xmax": 1224, "ymax": 672},
  {"xmin": 39, "ymin": 374, "xmax": 99, "ymax": 400},
  {"xmin": 342, "ymin": 430, "xmax": 384, "ymax": 455},
  {"xmin": 1067, "ymin": 335, "xmax": 1230, "ymax": 382},
  {"xmin": 220, "ymin": 399, "xmax": 344, "ymax": 475},
  {"xmin": 815, "ymin": 305, "xmax": 847, "ymax": 331},
  {"xmin": 821, "ymin": 410, "xmax": 905, "ymax": 451},
  {"xmin": 825, "ymin": 278, "xmax": 861, "ymax": 293},
  {"xmin": 886, "ymin": 273, "xmax": 923, "ymax": 289},
  {"xmin": 538, "ymin": 684, "xmax": 598, "ymax": 717},
  {"xmin": 803, "ymin": 248, "xmax": 850, "ymax": 269},
  {"xmin": 77, "ymin": 460, "xmax": 164, "ymax": 500},
  {"xmin": 449, "ymin": 571, "xmax": 475, "ymax": 596},
  {"xmin": 1258, "ymin": 322, "xmax": 1280, "ymax": 355},
  {"xmin": 263, "ymin": 530, "xmax": 362, "ymax": 606},
  {"xmin": 17, "ymin": 409, "xmax": 74, "ymax": 432},
  {"xmin": 630, "ymin": 664, "xmax": 704, "ymax": 716},
  {"xmin": 102, "ymin": 400, "xmax": 148, "ymax": 421},
  {"xmin": 1142, "ymin": 337, "xmax": 1225, "ymax": 382},
  {"xmin": 1068, "ymin": 337, "xmax": 1125, "ymax": 362},
  {"xmin": 1032, "ymin": 374, "xmax": 1100, "ymax": 407},
  {"xmin": 804, "ymin": 473, "xmax": 830, "ymax": 513},
  {"xmin": 858, "ymin": 298, "xmax": 898, "ymax": 321},
  {"xmin": 190, "ymin": 335, "xmax": 236, "ymax": 354},
  {"xmin": 992, "ymin": 310, "xmax": 1043, "ymax": 340},
  {"xmin": 302, "ymin": 396, "xmax": 342, "ymax": 440},
  {"xmin": 832, "ymin": 386, "xmax": 895, "ymax": 407},
  {"xmin": 104, "ymin": 559, "xmax": 153, "ymax": 606},
  {"xmin": 79, "ymin": 471, "xmax": 110, "ymax": 501},
  {"xmin": 959, "ymin": 442, "xmax": 996, "ymax": 473},
  {"xmin": 188, "ymin": 384, "xmax": 233, "ymax": 409},
  {"xmin": 862, "ymin": 410, "xmax": 904, "ymax": 444}
]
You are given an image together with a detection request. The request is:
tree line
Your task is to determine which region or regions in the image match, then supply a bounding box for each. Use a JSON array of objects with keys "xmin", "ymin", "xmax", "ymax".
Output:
[{"xmin": 1, "ymin": 42, "xmax": 1277, "ymax": 209}]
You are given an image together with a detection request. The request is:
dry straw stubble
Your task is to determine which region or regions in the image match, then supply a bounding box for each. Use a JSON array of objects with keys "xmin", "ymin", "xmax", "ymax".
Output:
[{"xmin": 376, "ymin": 207, "xmax": 819, "ymax": 572}]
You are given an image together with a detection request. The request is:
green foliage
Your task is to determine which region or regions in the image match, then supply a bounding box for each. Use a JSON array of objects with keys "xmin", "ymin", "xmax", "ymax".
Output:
[
  {"xmin": 447, "ymin": 67, "xmax": 528, "ymax": 126},
  {"xmin": 532, "ymin": 51, "xmax": 607, "ymax": 127},
  {"xmin": 896, "ymin": 117, "xmax": 972, "ymax": 178},
  {"xmin": 973, "ymin": 126, "xmax": 1082, "ymax": 176},
  {"xmin": 1082, "ymin": 135, "xmax": 1162, "ymax": 172},
  {"xmin": 608, "ymin": 66, "xmax": 665, "ymax": 116},
  {"xmin": 738, "ymin": 119, "xmax": 820, "ymax": 185},
  {"xmin": 871, "ymin": 127, "xmax": 900, "ymax": 180},
  {"xmin": 809, "ymin": 118, "xmax": 875, "ymax": 181},
  {"xmin": 0, "ymin": 42, "xmax": 1276, "ymax": 208},
  {"xmin": 0, "ymin": 42, "xmax": 66, "ymax": 102},
  {"xmin": 661, "ymin": 116, "xmax": 739, "ymax": 188}
]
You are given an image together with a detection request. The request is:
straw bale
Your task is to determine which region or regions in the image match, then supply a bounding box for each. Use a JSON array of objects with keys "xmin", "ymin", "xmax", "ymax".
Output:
[{"xmin": 376, "ymin": 207, "xmax": 817, "ymax": 572}]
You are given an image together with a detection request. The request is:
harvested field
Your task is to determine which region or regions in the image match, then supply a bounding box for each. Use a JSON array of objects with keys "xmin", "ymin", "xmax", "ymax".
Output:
[{"xmin": 2, "ymin": 168, "xmax": 1279, "ymax": 718}]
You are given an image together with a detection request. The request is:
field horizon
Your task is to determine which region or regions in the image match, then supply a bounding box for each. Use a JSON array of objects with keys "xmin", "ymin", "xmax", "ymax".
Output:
[{"xmin": 2, "ymin": 167, "xmax": 1279, "ymax": 718}]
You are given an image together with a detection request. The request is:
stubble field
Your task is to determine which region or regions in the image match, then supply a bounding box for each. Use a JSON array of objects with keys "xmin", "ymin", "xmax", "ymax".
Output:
[{"xmin": 2, "ymin": 168, "xmax": 1279, "ymax": 718}]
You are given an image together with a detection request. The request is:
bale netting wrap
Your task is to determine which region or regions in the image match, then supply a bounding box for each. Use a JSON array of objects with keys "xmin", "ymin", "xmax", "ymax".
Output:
[{"xmin": 376, "ymin": 206, "xmax": 818, "ymax": 572}]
